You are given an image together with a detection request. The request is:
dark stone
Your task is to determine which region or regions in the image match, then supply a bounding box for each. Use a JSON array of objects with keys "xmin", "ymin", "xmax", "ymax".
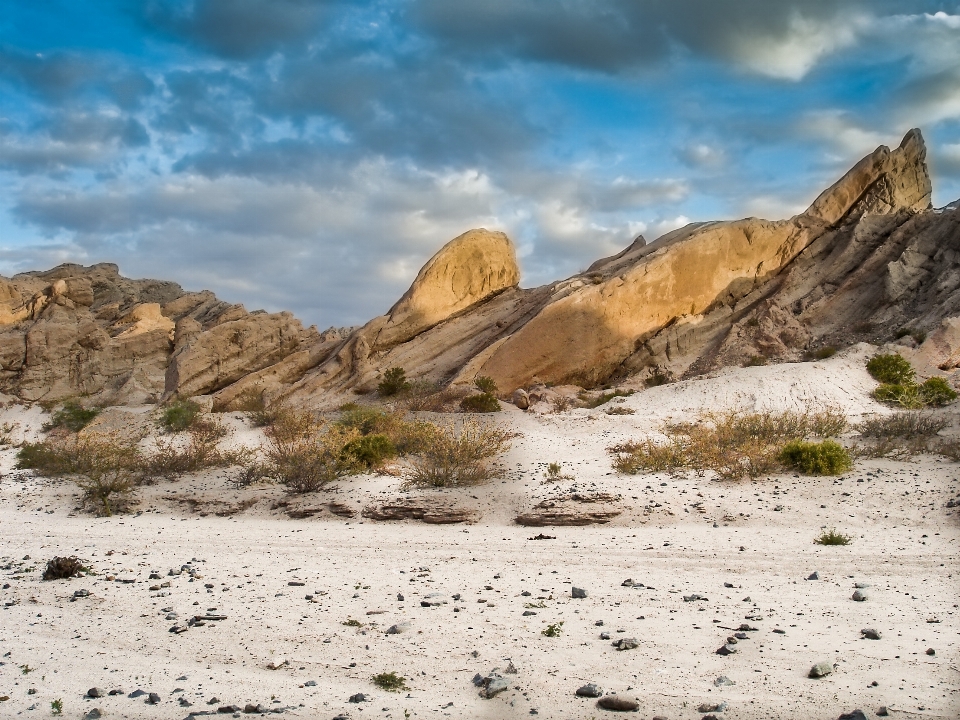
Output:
[
  {"xmin": 597, "ymin": 695, "xmax": 639, "ymax": 711},
  {"xmin": 837, "ymin": 711, "xmax": 868, "ymax": 720},
  {"xmin": 147, "ymin": 692, "xmax": 161, "ymax": 704},
  {"xmin": 86, "ymin": 688, "xmax": 104, "ymax": 698},
  {"xmin": 572, "ymin": 587, "xmax": 587, "ymax": 599},
  {"xmin": 575, "ymin": 683, "xmax": 602, "ymax": 698}
]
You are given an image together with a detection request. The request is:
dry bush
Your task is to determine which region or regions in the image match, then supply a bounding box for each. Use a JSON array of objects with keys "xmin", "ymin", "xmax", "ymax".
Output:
[
  {"xmin": 552, "ymin": 396, "xmax": 572, "ymax": 413},
  {"xmin": 145, "ymin": 419, "xmax": 250, "ymax": 479},
  {"xmin": 264, "ymin": 406, "xmax": 360, "ymax": 493},
  {"xmin": 855, "ymin": 412, "xmax": 948, "ymax": 458},
  {"xmin": 42, "ymin": 556, "xmax": 87, "ymax": 580},
  {"xmin": 609, "ymin": 408, "xmax": 849, "ymax": 480},
  {"xmin": 231, "ymin": 389, "xmax": 280, "ymax": 427},
  {"xmin": 405, "ymin": 419, "xmax": 513, "ymax": 488},
  {"xmin": 579, "ymin": 389, "xmax": 635, "ymax": 408},
  {"xmin": 19, "ymin": 433, "xmax": 144, "ymax": 515},
  {"xmin": 935, "ymin": 439, "xmax": 960, "ymax": 461}
]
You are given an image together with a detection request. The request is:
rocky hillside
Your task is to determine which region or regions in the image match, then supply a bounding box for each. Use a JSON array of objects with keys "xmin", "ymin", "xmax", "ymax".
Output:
[{"xmin": 2, "ymin": 128, "xmax": 959, "ymax": 407}]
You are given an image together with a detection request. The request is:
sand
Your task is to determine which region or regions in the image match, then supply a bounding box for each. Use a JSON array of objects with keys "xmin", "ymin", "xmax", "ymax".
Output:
[{"xmin": 0, "ymin": 346, "xmax": 958, "ymax": 720}]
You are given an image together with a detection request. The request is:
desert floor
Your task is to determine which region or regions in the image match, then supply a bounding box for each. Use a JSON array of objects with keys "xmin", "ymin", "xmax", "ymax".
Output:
[{"xmin": 1, "ymin": 347, "xmax": 958, "ymax": 720}]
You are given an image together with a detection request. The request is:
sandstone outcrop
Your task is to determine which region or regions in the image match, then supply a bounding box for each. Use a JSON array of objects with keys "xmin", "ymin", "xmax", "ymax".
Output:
[
  {"xmin": 373, "ymin": 229, "xmax": 520, "ymax": 349},
  {"xmin": 0, "ymin": 263, "xmax": 315, "ymax": 404},
  {"xmin": 4, "ymin": 128, "xmax": 958, "ymax": 408}
]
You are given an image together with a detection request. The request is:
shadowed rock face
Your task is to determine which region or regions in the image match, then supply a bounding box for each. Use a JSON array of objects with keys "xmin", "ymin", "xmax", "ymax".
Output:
[{"xmin": 3, "ymin": 128, "xmax": 958, "ymax": 406}]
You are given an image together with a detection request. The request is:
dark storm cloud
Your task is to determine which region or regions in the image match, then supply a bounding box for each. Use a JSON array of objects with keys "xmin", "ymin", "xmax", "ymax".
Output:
[{"xmin": 143, "ymin": 0, "xmax": 336, "ymax": 59}]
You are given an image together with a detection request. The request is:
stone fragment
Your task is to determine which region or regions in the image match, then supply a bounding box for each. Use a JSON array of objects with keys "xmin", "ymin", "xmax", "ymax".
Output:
[
  {"xmin": 575, "ymin": 684, "xmax": 602, "ymax": 698},
  {"xmin": 861, "ymin": 628, "xmax": 881, "ymax": 640},
  {"xmin": 571, "ymin": 587, "xmax": 587, "ymax": 599},
  {"xmin": 809, "ymin": 662, "xmax": 833, "ymax": 678},
  {"xmin": 597, "ymin": 695, "xmax": 640, "ymax": 711}
]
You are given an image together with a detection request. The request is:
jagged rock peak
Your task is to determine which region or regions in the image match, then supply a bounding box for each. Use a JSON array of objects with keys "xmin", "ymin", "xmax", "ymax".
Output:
[
  {"xmin": 373, "ymin": 228, "xmax": 520, "ymax": 348},
  {"xmin": 805, "ymin": 128, "xmax": 932, "ymax": 226}
]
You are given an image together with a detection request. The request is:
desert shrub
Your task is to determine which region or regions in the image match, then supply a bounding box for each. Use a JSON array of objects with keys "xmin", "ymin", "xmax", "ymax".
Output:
[
  {"xmin": 873, "ymin": 383, "xmax": 924, "ymax": 408},
  {"xmin": 858, "ymin": 412, "xmax": 947, "ymax": 439},
  {"xmin": 145, "ymin": 420, "xmax": 246, "ymax": 479},
  {"xmin": 645, "ymin": 369, "xmax": 671, "ymax": 387},
  {"xmin": 610, "ymin": 439, "xmax": 688, "ymax": 475},
  {"xmin": 378, "ymin": 367, "xmax": 410, "ymax": 397},
  {"xmin": 339, "ymin": 406, "xmax": 393, "ymax": 435},
  {"xmin": 460, "ymin": 393, "xmax": 501, "ymax": 413},
  {"xmin": 779, "ymin": 440, "xmax": 852, "ymax": 475},
  {"xmin": 605, "ymin": 405, "xmax": 635, "ymax": 415},
  {"xmin": 372, "ymin": 672, "xmax": 409, "ymax": 693},
  {"xmin": 406, "ymin": 420, "xmax": 513, "ymax": 488},
  {"xmin": 913, "ymin": 329, "xmax": 927, "ymax": 343},
  {"xmin": 232, "ymin": 389, "xmax": 281, "ymax": 427},
  {"xmin": 552, "ymin": 396, "xmax": 572, "ymax": 413},
  {"xmin": 16, "ymin": 442, "xmax": 77, "ymax": 474},
  {"xmin": 160, "ymin": 399, "xmax": 201, "ymax": 432},
  {"xmin": 744, "ymin": 355, "xmax": 767, "ymax": 367},
  {"xmin": 919, "ymin": 377, "xmax": 957, "ymax": 406},
  {"xmin": 403, "ymin": 383, "xmax": 470, "ymax": 412},
  {"xmin": 894, "ymin": 328, "xmax": 911, "ymax": 339},
  {"xmin": 580, "ymin": 389, "xmax": 634, "ymax": 408},
  {"xmin": 814, "ymin": 528, "xmax": 852, "ymax": 546},
  {"xmin": 232, "ymin": 462, "xmax": 271, "ymax": 489},
  {"xmin": 936, "ymin": 439, "xmax": 960, "ymax": 461},
  {"xmin": 44, "ymin": 400, "xmax": 99, "ymax": 432},
  {"xmin": 805, "ymin": 346, "xmax": 837, "ymax": 361},
  {"xmin": 867, "ymin": 354, "xmax": 915, "ymax": 385},
  {"xmin": 474, "ymin": 376, "xmax": 498, "ymax": 395},
  {"xmin": 264, "ymin": 407, "xmax": 360, "ymax": 493},
  {"xmin": 42, "ymin": 556, "xmax": 85, "ymax": 580},
  {"xmin": 342, "ymin": 434, "xmax": 397, "ymax": 469},
  {"xmin": 609, "ymin": 409, "xmax": 849, "ymax": 480}
]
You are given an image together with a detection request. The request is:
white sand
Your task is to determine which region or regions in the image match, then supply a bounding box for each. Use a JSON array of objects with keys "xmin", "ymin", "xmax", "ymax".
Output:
[{"xmin": 1, "ymin": 347, "xmax": 958, "ymax": 720}]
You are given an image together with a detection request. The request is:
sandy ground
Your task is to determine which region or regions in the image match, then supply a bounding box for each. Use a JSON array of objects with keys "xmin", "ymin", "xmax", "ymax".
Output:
[{"xmin": 0, "ymin": 346, "xmax": 958, "ymax": 720}]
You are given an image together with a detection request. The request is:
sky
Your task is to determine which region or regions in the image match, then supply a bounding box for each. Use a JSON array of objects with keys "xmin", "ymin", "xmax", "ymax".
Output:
[{"xmin": 2, "ymin": 1, "xmax": 960, "ymax": 329}]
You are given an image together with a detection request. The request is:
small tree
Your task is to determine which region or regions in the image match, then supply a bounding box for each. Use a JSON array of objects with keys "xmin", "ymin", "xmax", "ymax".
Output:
[{"xmin": 378, "ymin": 368, "xmax": 411, "ymax": 397}]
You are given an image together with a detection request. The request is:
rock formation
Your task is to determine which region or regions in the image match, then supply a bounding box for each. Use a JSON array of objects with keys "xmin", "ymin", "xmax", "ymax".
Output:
[{"xmin": 3, "ymin": 128, "xmax": 959, "ymax": 408}]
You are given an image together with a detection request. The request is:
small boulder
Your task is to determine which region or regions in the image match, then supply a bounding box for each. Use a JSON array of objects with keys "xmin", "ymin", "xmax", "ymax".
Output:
[
  {"xmin": 809, "ymin": 662, "xmax": 833, "ymax": 678},
  {"xmin": 512, "ymin": 389, "xmax": 530, "ymax": 410},
  {"xmin": 386, "ymin": 622, "xmax": 411, "ymax": 634},
  {"xmin": 861, "ymin": 628, "xmax": 881, "ymax": 640},
  {"xmin": 613, "ymin": 637, "xmax": 639, "ymax": 651},
  {"xmin": 597, "ymin": 695, "xmax": 639, "ymax": 711},
  {"xmin": 807, "ymin": 571, "xmax": 819, "ymax": 580},
  {"xmin": 716, "ymin": 644, "xmax": 738, "ymax": 656},
  {"xmin": 575, "ymin": 683, "xmax": 602, "ymax": 698},
  {"xmin": 837, "ymin": 711, "xmax": 868, "ymax": 720},
  {"xmin": 852, "ymin": 590, "xmax": 867, "ymax": 602},
  {"xmin": 571, "ymin": 587, "xmax": 587, "ymax": 599},
  {"xmin": 86, "ymin": 688, "xmax": 104, "ymax": 699},
  {"xmin": 349, "ymin": 693, "xmax": 369, "ymax": 703}
]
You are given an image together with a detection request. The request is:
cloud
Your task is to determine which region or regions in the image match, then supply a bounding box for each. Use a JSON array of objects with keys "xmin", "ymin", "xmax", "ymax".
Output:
[
  {"xmin": 676, "ymin": 143, "xmax": 726, "ymax": 169},
  {"xmin": 143, "ymin": 0, "xmax": 335, "ymax": 59}
]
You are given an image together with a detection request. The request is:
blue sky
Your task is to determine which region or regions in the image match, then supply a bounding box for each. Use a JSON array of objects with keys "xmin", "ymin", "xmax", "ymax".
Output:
[{"xmin": 2, "ymin": 1, "xmax": 960, "ymax": 328}]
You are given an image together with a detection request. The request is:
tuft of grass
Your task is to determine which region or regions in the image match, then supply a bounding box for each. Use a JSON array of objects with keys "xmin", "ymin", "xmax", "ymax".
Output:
[
  {"xmin": 867, "ymin": 354, "xmax": 915, "ymax": 385},
  {"xmin": 609, "ymin": 409, "xmax": 849, "ymax": 480},
  {"xmin": 43, "ymin": 400, "xmax": 100, "ymax": 433},
  {"xmin": 50, "ymin": 699, "xmax": 62, "ymax": 716},
  {"xmin": 543, "ymin": 462, "xmax": 574, "ymax": 482},
  {"xmin": 405, "ymin": 420, "xmax": 512, "ymax": 488},
  {"xmin": 159, "ymin": 399, "xmax": 201, "ymax": 432},
  {"xmin": 372, "ymin": 672, "xmax": 409, "ymax": 693},
  {"xmin": 779, "ymin": 440, "xmax": 852, "ymax": 475},
  {"xmin": 605, "ymin": 405, "xmax": 635, "ymax": 415},
  {"xmin": 814, "ymin": 528, "xmax": 852, "ymax": 546},
  {"xmin": 378, "ymin": 367, "xmax": 411, "ymax": 397},
  {"xmin": 541, "ymin": 621, "xmax": 564, "ymax": 637},
  {"xmin": 744, "ymin": 355, "xmax": 768, "ymax": 367},
  {"xmin": 342, "ymin": 618, "xmax": 362, "ymax": 627}
]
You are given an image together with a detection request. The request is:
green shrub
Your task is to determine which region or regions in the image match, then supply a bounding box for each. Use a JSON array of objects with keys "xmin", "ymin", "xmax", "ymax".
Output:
[
  {"xmin": 866, "ymin": 354, "xmax": 915, "ymax": 384},
  {"xmin": 264, "ymin": 407, "xmax": 360, "ymax": 493},
  {"xmin": 372, "ymin": 672, "xmax": 409, "ymax": 693},
  {"xmin": 160, "ymin": 399, "xmax": 201, "ymax": 432},
  {"xmin": 744, "ymin": 355, "xmax": 767, "ymax": 367},
  {"xmin": 919, "ymin": 377, "xmax": 957, "ymax": 406},
  {"xmin": 378, "ymin": 367, "xmax": 410, "ymax": 397},
  {"xmin": 44, "ymin": 400, "xmax": 99, "ymax": 432},
  {"xmin": 342, "ymin": 434, "xmax": 397, "ymax": 469},
  {"xmin": 542, "ymin": 621, "xmax": 564, "ymax": 637},
  {"xmin": 873, "ymin": 383, "xmax": 923, "ymax": 408},
  {"xmin": 339, "ymin": 406, "xmax": 391, "ymax": 435},
  {"xmin": 460, "ymin": 393, "xmax": 501, "ymax": 413},
  {"xmin": 645, "ymin": 369, "xmax": 671, "ymax": 387},
  {"xmin": 912, "ymin": 329, "xmax": 927, "ymax": 344},
  {"xmin": 814, "ymin": 528, "xmax": 852, "ymax": 546},
  {"xmin": 474, "ymin": 375, "xmax": 498, "ymax": 394},
  {"xmin": 16, "ymin": 442, "xmax": 77, "ymax": 474},
  {"xmin": 779, "ymin": 440, "xmax": 852, "ymax": 475}
]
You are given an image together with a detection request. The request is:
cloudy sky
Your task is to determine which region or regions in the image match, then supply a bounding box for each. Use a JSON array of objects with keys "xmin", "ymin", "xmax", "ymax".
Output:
[{"xmin": 2, "ymin": 1, "xmax": 960, "ymax": 328}]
